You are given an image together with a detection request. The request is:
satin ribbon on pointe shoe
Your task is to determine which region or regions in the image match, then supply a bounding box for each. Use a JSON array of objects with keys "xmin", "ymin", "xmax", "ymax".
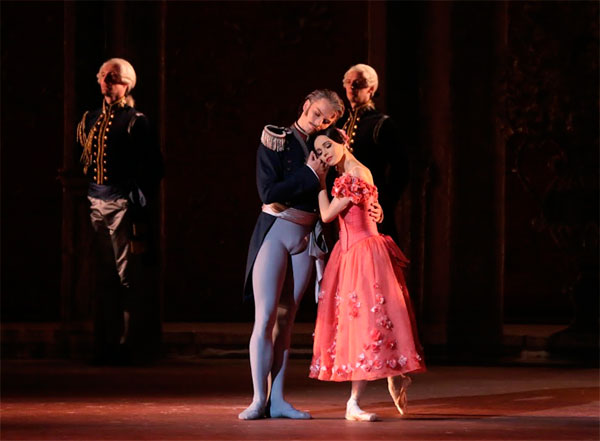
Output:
[{"xmin": 388, "ymin": 375, "xmax": 412, "ymax": 415}]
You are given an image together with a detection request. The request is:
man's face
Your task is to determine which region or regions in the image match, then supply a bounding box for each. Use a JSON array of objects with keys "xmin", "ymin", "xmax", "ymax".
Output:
[
  {"xmin": 343, "ymin": 71, "xmax": 374, "ymax": 107},
  {"xmin": 98, "ymin": 64, "xmax": 128, "ymax": 101},
  {"xmin": 298, "ymin": 98, "xmax": 338, "ymax": 135}
]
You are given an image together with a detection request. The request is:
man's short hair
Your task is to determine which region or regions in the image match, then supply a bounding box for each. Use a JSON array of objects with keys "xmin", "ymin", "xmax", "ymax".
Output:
[
  {"xmin": 343, "ymin": 64, "xmax": 379, "ymax": 93},
  {"xmin": 302, "ymin": 89, "xmax": 345, "ymax": 122},
  {"xmin": 97, "ymin": 58, "xmax": 137, "ymax": 93}
]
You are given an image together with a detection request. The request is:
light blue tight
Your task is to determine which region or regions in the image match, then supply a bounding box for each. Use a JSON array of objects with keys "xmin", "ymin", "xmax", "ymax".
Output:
[{"xmin": 239, "ymin": 218, "xmax": 313, "ymax": 419}]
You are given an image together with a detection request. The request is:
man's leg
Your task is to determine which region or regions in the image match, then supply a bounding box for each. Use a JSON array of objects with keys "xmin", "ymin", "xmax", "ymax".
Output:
[
  {"xmin": 268, "ymin": 245, "xmax": 313, "ymax": 419},
  {"xmin": 88, "ymin": 197, "xmax": 123, "ymax": 363},
  {"xmin": 105, "ymin": 199, "xmax": 133, "ymax": 347},
  {"xmin": 239, "ymin": 229, "xmax": 288, "ymax": 420}
]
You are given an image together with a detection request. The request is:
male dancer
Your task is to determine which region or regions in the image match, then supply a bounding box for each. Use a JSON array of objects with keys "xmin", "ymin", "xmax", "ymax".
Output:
[
  {"xmin": 339, "ymin": 63, "xmax": 408, "ymax": 241},
  {"xmin": 240, "ymin": 90, "xmax": 344, "ymax": 420},
  {"xmin": 77, "ymin": 58, "xmax": 162, "ymax": 363}
]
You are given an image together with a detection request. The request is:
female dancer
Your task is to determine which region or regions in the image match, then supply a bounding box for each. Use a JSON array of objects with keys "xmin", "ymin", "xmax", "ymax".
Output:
[{"xmin": 309, "ymin": 126, "xmax": 425, "ymax": 421}]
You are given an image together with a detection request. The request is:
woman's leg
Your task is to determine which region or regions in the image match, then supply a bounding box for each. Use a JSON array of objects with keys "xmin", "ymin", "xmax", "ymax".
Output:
[
  {"xmin": 388, "ymin": 375, "xmax": 412, "ymax": 415},
  {"xmin": 346, "ymin": 380, "xmax": 377, "ymax": 421}
]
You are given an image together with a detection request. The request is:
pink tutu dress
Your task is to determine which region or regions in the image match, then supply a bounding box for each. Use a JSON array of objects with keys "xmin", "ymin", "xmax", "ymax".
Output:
[{"xmin": 310, "ymin": 175, "xmax": 426, "ymax": 382}]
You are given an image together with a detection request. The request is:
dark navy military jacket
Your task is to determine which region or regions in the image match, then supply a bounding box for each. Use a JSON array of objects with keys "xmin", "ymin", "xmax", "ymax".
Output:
[
  {"xmin": 243, "ymin": 126, "xmax": 320, "ymax": 299},
  {"xmin": 340, "ymin": 105, "xmax": 408, "ymax": 204},
  {"xmin": 338, "ymin": 104, "xmax": 409, "ymax": 239},
  {"xmin": 77, "ymin": 98, "xmax": 162, "ymax": 201}
]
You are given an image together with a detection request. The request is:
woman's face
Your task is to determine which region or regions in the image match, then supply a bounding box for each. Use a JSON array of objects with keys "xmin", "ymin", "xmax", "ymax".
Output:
[{"xmin": 314, "ymin": 135, "xmax": 345, "ymax": 166}]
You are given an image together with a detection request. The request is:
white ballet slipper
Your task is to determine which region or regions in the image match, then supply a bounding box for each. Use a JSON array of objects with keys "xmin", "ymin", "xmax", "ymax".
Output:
[{"xmin": 345, "ymin": 399, "xmax": 377, "ymax": 422}]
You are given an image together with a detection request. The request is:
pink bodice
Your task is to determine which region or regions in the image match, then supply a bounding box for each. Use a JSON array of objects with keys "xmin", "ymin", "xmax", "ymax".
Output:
[{"xmin": 332, "ymin": 175, "xmax": 379, "ymax": 251}]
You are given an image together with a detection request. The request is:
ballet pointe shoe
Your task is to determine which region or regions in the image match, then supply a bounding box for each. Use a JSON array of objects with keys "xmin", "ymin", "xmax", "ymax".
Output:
[
  {"xmin": 345, "ymin": 399, "xmax": 377, "ymax": 422},
  {"xmin": 388, "ymin": 375, "xmax": 412, "ymax": 415}
]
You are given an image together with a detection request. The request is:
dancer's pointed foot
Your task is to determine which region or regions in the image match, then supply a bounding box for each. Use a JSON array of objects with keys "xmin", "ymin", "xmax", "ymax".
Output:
[
  {"xmin": 269, "ymin": 400, "xmax": 311, "ymax": 419},
  {"xmin": 388, "ymin": 375, "xmax": 412, "ymax": 415},
  {"xmin": 238, "ymin": 401, "xmax": 266, "ymax": 420},
  {"xmin": 345, "ymin": 399, "xmax": 377, "ymax": 422}
]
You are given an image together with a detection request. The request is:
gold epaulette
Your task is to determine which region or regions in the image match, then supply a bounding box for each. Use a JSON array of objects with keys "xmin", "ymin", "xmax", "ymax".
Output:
[{"xmin": 260, "ymin": 125, "xmax": 291, "ymax": 152}]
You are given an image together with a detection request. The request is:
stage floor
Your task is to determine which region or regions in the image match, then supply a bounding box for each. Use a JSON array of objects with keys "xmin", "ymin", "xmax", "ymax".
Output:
[{"xmin": 2, "ymin": 359, "xmax": 598, "ymax": 440}]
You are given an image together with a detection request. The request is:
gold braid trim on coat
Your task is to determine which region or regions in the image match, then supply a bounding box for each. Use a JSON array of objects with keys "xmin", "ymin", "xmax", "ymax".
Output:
[{"xmin": 77, "ymin": 111, "xmax": 96, "ymax": 174}]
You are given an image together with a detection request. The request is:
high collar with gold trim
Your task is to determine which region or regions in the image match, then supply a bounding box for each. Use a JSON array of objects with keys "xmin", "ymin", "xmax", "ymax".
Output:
[
  {"xmin": 350, "ymin": 101, "xmax": 376, "ymax": 117},
  {"xmin": 101, "ymin": 96, "xmax": 128, "ymax": 113}
]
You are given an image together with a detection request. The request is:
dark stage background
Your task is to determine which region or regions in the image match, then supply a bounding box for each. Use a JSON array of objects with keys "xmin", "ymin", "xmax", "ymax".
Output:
[{"xmin": 1, "ymin": 1, "xmax": 598, "ymax": 354}]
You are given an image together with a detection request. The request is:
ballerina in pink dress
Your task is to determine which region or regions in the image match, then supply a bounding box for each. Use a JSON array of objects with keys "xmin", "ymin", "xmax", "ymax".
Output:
[{"xmin": 309, "ymin": 126, "xmax": 425, "ymax": 421}]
